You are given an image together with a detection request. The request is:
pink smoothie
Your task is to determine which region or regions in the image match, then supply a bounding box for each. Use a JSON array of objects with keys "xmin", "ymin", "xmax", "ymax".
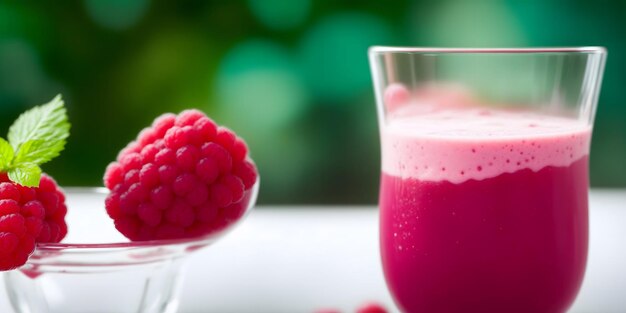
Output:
[{"xmin": 380, "ymin": 108, "xmax": 591, "ymax": 313}]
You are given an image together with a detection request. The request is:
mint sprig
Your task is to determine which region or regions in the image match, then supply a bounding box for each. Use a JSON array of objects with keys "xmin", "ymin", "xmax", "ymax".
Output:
[{"xmin": 0, "ymin": 95, "xmax": 70, "ymax": 187}]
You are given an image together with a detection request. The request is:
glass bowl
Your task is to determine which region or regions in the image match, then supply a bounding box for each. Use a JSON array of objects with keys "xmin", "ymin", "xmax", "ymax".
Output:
[{"xmin": 4, "ymin": 182, "xmax": 258, "ymax": 313}]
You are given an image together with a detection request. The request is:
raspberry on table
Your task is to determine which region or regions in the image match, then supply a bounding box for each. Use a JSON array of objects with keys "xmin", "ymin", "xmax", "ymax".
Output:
[
  {"xmin": 104, "ymin": 110, "xmax": 258, "ymax": 241},
  {"xmin": 355, "ymin": 302, "xmax": 388, "ymax": 313},
  {"xmin": 0, "ymin": 174, "xmax": 67, "ymax": 271}
]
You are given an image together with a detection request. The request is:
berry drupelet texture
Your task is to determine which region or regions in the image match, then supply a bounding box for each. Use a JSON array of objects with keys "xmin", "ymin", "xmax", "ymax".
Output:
[
  {"xmin": 0, "ymin": 174, "xmax": 67, "ymax": 270},
  {"xmin": 104, "ymin": 110, "xmax": 258, "ymax": 241}
]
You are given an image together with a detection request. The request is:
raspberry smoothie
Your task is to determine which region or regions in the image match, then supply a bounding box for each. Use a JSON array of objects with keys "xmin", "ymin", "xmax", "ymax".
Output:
[{"xmin": 380, "ymin": 108, "xmax": 591, "ymax": 313}]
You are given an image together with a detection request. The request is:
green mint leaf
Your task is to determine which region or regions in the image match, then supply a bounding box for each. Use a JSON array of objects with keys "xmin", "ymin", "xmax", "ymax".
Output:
[
  {"xmin": 0, "ymin": 138, "xmax": 14, "ymax": 171},
  {"xmin": 7, "ymin": 163, "xmax": 41, "ymax": 187},
  {"xmin": 13, "ymin": 139, "xmax": 66, "ymax": 165},
  {"xmin": 7, "ymin": 94, "xmax": 70, "ymax": 167}
]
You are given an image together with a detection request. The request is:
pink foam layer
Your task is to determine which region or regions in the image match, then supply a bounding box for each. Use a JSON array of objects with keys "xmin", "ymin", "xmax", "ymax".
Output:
[{"xmin": 382, "ymin": 109, "xmax": 591, "ymax": 183}]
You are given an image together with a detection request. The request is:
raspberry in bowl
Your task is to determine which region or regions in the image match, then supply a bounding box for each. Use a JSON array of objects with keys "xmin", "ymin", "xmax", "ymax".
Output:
[
  {"xmin": 0, "ymin": 173, "xmax": 67, "ymax": 271},
  {"xmin": 103, "ymin": 109, "xmax": 258, "ymax": 242},
  {"xmin": 6, "ymin": 109, "xmax": 259, "ymax": 313}
]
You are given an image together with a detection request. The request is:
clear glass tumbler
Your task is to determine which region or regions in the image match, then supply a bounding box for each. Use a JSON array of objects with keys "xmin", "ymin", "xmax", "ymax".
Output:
[
  {"xmin": 369, "ymin": 47, "xmax": 606, "ymax": 313},
  {"xmin": 4, "ymin": 184, "xmax": 258, "ymax": 313}
]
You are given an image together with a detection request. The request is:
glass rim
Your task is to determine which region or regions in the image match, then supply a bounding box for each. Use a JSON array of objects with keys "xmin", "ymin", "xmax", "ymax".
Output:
[{"xmin": 369, "ymin": 46, "xmax": 607, "ymax": 55}]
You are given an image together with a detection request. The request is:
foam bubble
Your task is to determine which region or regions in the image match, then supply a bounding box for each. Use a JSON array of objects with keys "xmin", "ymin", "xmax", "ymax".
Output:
[{"xmin": 381, "ymin": 108, "xmax": 591, "ymax": 183}]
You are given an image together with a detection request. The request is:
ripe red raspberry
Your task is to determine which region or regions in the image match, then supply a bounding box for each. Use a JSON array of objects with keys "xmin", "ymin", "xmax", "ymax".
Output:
[
  {"xmin": 104, "ymin": 110, "xmax": 258, "ymax": 241},
  {"xmin": 0, "ymin": 173, "xmax": 67, "ymax": 270},
  {"xmin": 355, "ymin": 302, "xmax": 388, "ymax": 313}
]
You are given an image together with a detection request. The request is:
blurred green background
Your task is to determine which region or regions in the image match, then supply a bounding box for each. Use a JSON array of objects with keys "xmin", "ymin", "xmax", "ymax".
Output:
[{"xmin": 0, "ymin": 0, "xmax": 624, "ymax": 204}]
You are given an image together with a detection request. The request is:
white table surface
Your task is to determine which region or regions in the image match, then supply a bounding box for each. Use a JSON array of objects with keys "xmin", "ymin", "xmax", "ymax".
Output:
[{"xmin": 1, "ymin": 189, "xmax": 625, "ymax": 313}]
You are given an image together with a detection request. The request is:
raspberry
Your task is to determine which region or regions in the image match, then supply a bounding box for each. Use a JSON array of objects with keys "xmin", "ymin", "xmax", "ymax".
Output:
[
  {"xmin": 0, "ymin": 183, "xmax": 21, "ymax": 202},
  {"xmin": 155, "ymin": 148, "xmax": 176, "ymax": 166},
  {"xmin": 104, "ymin": 163, "xmax": 124, "ymax": 189},
  {"xmin": 201, "ymin": 142, "xmax": 232, "ymax": 173},
  {"xmin": 139, "ymin": 164, "xmax": 159, "ymax": 188},
  {"xmin": 383, "ymin": 83, "xmax": 410, "ymax": 113},
  {"xmin": 196, "ymin": 158, "xmax": 219, "ymax": 183},
  {"xmin": 231, "ymin": 139, "xmax": 248, "ymax": 162},
  {"xmin": 152, "ymin": 113, "xmax": 176, "ymax": 137},
  {"xmin": 158, "ymin": 165, "xmax": 178, "ymax": 184},
  {"xmin": 140, "ymin": 144, "xmax": 159, "ymax": 163},
  {"xmin": 0, "ymin": 174, "xmax": 67, "ymax": 270},
  {"xmin": 104, "ymin": 109, "xmax": 258, "ymax": 241},
  {"xmin": 137, "ymin": 203, "xmax": 161, "ymax": 227},
  {"xmin": 194, "ymin": 118, "xmax": 217, "ymax": 140},
  {"xmin": 176, "ymin": 110, "xmax": 204, "ymax": 126},
  {"xmin": 142, "ymin": 126, "xmax": 161, "ymax": 144},
  {"xmin": 215, "ymin": 127, "xmax": 236, "ymax": 151},
  {"xmin": 233, "ymin": 160, "xmax": 258, "ymax": 189},
  {"xmin": 355, "ymin": 302, "xmax": 388, "ymax": 313}
]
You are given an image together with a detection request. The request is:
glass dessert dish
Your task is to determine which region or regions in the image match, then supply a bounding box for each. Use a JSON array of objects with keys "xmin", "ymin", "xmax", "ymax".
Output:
[
  {"xmin": 4, "ymin": 182, "xmax": 258, "ymax": 313},
  {"xmin": 369, "ymin": 47, "xmax": 606, "ymax": 313}
]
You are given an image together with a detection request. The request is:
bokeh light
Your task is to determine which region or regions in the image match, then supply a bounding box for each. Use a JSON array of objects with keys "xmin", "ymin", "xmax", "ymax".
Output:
[
  {"xmin": 84, "ymin": 0, "xmax": 149, "ymax": 30},
  {"xmin": 215, "ymin": 39, "xmax": 311, "ymax": 202},
  {"xmin": 409, "ymin": 0, "xmax": 526, "ymax": 46},
  {"xmin": 0, "ymin": 40, "xmax": 59, "ymax": 107},
  {"xmin": 216, "ymin": 39, "xmax": 308, "ymax": 132},
  {"xmin": 247, "ymin": 0, "xmax": 310, "ymax": 30},
  {"xmin": 0, "ymin": 1, "xmax": 623, "ymax": 202},
  {"xmin": 298, "ymin": 12, "xmax": 394, "ymax": 103}
]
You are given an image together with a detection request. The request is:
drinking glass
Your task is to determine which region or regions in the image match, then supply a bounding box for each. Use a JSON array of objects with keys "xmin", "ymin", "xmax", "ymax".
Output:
[
  {"xmin": 369, "ymin": 47, "xmax": 606, "ymax": 313},
  {"xmin": 4, "ymin": 183, "xmax": 258, "ymax": 313}
]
